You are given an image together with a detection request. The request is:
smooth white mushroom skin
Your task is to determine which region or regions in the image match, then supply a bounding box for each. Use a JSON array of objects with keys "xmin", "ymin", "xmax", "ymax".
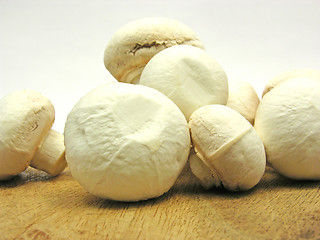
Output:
[
  {"xmin": 64, "ymin": 82, "xmax": 190, "ymax": 202},
  {"xmin": 0, "ymin": 90, "xmax": 55, "ymax": 180},
  {"xmin": 262, "ymin": 69, "xmax": 320, "ymax": 97},
  {"xmin": 188, "ymin": 150, "xmax": 220, "ymax": 189},
  {"xmin": 227, "ymin": 80, "xmax": 260, "ymax": 125},
  {"xmin": 104, "ymin": 17, "xmax": 204, "ymax": 84},
  {"xmin": 139, "ymin": 45, "xmax": 228, "ymax": 120},
  {"xmin": 189, "ymin": 105, "xmax": 266, "ymax": 191},
  {"xmin": 30, "ymin": 129, "xmax": 66, "ymax": 176},
  {"xmin": 254, "ymin": 78, "xmax": 320, "ymax": 180}
]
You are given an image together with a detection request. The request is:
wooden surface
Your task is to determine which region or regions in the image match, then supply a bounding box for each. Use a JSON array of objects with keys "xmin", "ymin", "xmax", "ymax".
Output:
[{"xmin": 0, "ymin": 165, "xmax": 320, "ymax": 240}]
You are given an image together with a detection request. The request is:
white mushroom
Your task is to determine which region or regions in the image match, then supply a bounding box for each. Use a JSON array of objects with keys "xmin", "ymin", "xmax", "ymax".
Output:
[
  {"xmin": 103, "ymin": 17, "xmax": 204, "ymax": 84},
  {"xmin": 64, "ymin": 82, "xmax": 190, "ymax": 202},
  {"xmin": 31, "ymin": 129, "xmax": 66, "ymax": 176},
  {"xmin": 226, "ymin": 80, "xmax": 260, "ymax": 125},
  {"xmin": 0, "ymin": 90, "xmax": 66, "ymax": 180},
  {"xmin": 188, "ymin": 150, "xmax": 217, "ymax": 189},
  {"xmin": 139, "ymin": 45, "xmax": 228, "ymax": 120},
  {"xmin": 262, "ymin": 68, "xmax": 320, "ymax": 97},
  {"xmin": 254, "ymin": 78, "xmax": 320, "ymax": 180},
  {"xmin": 189, "ymin": 105, "xmax": 266, "ymax": 191}
]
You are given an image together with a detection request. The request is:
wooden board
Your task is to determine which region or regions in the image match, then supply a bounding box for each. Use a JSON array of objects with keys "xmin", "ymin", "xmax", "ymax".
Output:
[{"xmin": 1, "ymin": 165, "xmax": 320, "ymax": 240}]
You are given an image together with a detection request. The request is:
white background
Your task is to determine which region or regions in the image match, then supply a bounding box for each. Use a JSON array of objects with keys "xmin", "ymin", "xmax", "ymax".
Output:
[{"xmin": 1, "ymin": 0, "xmax": 320, "ymax": 133}]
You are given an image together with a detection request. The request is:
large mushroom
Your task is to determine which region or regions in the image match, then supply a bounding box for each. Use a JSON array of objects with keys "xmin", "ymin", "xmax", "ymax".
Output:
[
  {"xmin": 64, "ymin": 82, "xmax": 191, "ymax": 202},
  {"xmin": 255, "ymin": 78, "xmax": 320, "ymax": 180}
]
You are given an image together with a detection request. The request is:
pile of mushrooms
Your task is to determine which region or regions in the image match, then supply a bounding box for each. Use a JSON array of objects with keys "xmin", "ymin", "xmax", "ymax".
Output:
[
  {"xmin": 1, "ymin": 17, "xmax": 320, "ymax": 202},
  {"xmin": 64, "ymin": 17, "xmax": 265, "ymax": 201}
]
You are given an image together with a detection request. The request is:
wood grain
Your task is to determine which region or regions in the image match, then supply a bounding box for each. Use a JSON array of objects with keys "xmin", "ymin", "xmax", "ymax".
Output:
[{"xmin": 0, "ymin": 165, "xmax": 320, "ymax": 240}]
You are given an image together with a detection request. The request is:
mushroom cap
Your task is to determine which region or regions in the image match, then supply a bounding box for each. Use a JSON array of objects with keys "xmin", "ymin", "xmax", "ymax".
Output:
[
  {"xmin": 262, "ymin": 69, "xmax": 320, "ymax": 97},
  {"xmin": 139, "ymin": 45, "xmax": 228, "ymax": 120},
  {"xmin": 103, "ymin": 17, "xmax": 204, "ymax": 84},
  {"xmin": 226, "ymin": 80, "xmax": 260, "ymax": 125},
  {"xmin": 254, "ymin": 78, "xmax": 320, "ymax": 180},
  {"xmin": 189, "ymin": 105, "xmax": 266, "ymax": 191},
  {"xmin": 64, "ymin": 82, "xmax": 190, "ymax": 201},
  {"xmin": 0, "ymin": 90, "xmax": 55, "ymax": 180}
]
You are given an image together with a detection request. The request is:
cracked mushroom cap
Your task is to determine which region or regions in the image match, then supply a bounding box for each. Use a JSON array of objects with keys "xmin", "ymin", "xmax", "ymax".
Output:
[
  {"xmin": 0, "ymin": 90, "xmax": 55, "ymax": 180},
  {"xmin": 64, "ymin": 82, "xmax": 190, "ymax": 201},
  {"xmin": 255, "ymin": 78, "xmax": 320, "ymax": 180},
  {"xmin": 189, "ymin": 105, "xmax": 266, "ymax": 191},
  {"xmin": 139, "ymin": 45, "xmax": 228, "ymax": 120},
  {"xmin": 103, "ymin": 17, "xmax": 204, "ymax": 84}
]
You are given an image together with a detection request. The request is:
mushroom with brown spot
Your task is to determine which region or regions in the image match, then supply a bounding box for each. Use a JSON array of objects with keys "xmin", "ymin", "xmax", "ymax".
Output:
[{"xmin": 103, "ymin": 17, "xmax": 204, "ymax": 84}]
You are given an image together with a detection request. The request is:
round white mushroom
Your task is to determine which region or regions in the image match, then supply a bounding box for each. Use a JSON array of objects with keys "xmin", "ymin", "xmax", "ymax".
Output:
[
  {"xmin": 0, "ymin": 90, "xmax": 66, "ymax": 180},
  {"xmin": 104, "ymin": 17, "xmax": 204, "ymax": 84},
  {"xmin": 189, "ymin": 105, "xmax": 266, "ymax": 191},
  {"xmin": 64, "ymin": 82, "xmax": 191, "ymax": 201},
  {"xmin": 254, "ymin": 78, "xmax": 320, "ymax": 180},
  {"xmin": 139, "ymin": 45, "xmax": 228, "ymax": 120}
]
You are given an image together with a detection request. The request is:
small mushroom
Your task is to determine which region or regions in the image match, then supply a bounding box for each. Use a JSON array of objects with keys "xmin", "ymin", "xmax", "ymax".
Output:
[
  {"xmin": 139, "ymin": 45, "xmax": 228, "ymax": 120},
  {"xmin": 189, "ymin": 105, "xmax": 266, "ymax": 191},
  {"xmin": 254, "ymin": 78, "xmax": 320, "ymax": 180},
  {"xmin": 262, "ymin": 68, "xmax": 320, "ymax": 97},
  {"xmin": 103, "ymin": 17, "xmax": 204, "ymax": 84},
  {"xmin": 64, "ymin": 82, "xmax": 190, "ymax": 202},
  {"xmin": 226, "ymin": 80, "xmax": 260, "ymax": 125},
  {"xmin": 0, "ymin": 90, "xmax": 67, "ymax": 180}
]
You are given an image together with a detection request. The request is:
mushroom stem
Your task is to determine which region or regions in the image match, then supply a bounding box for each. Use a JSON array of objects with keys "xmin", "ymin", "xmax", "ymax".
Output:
[
  {"xmin": 188, "ymin": 150, "xmax": 221, "ymax": 189},
  {"xmin": 30, "ymin": 129, "xmax": 67, "ymax": 176},
  {"xmin": 121, "ymin": 65, "xmax": 145, "ymax": 84}
]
